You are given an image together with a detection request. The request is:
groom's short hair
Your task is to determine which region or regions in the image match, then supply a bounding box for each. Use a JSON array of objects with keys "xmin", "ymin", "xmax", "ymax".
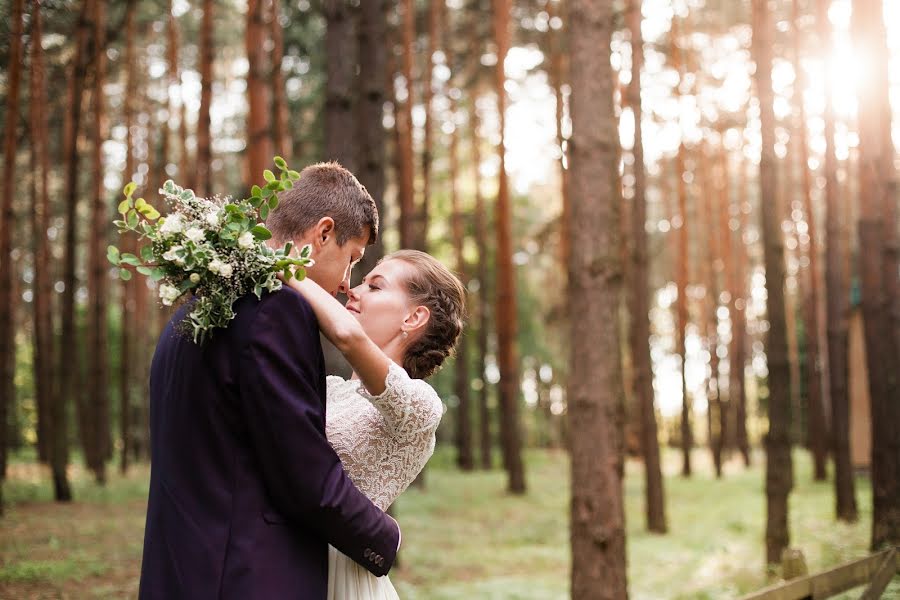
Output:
[{"xmin": 267, "ymin": 161, "xmax": 379, "ymax": 246}]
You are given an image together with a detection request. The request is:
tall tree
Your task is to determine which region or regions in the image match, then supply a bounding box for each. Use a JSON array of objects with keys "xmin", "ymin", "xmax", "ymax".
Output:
[
  {"xmin": 355, "ymin": 0, "xmax": 387, "ymax": 280},
  {"xmin": 85, "ymin": 0, "xmax": 111, "ymax": 484},
  {"xmin": 627, "ymin": 0, "xmax": 666, "ymax": 534},
  {"xmin": 752, "ymin": 0, "xmax": 794, "ymax": 565},
  {"xmin": 418, "ymin": 0, "xmax": 442, "ymax": 250},
  {"xmin": 852, "ymin": 0, "xmax": 900, "ymax": 551},
  {"xmin": 246, "ymin": 0, "xmax": 273, "ymax": 182},
  {"xmin": 397, "ymin": 0, "xmax": 416, "ymax": 248},
  {"xmin": 29, "ymin": 0, "xmax": 51, "ymax": 465},
  {"xmin": 58, "ymin": 0, "xmax": 95, "ymax": 500},
  {"xmin": 0, "ymin": 0, "xmax": 26, "ymax": 501},
  {"xmin": 731, "ymin": 151, "xmax": 751, "ymax": 467},
  {"xmin": 568, "ymin": 0, "xmax": 628, "ymax": 596},
  {"xmin": 472, "ymin": 102, "xmax": 493, "ymax": 470},
  {"xmin": 195, "ymin": 0, "xmax": 214, "ymax": 197},
  {"xmin": 671, "ymin": 13, "xmax": 693, "ymax": 477},
  {"xmin": 270, "ymin": 0, "xmax": 291, "ymax": 162},
  {"xmin": 120, "ymin": 0, "xmax": 139, "ymax": 475},
  {"xmin": 790, "ymin": 0, "xmax": 827, "ymax": 481},
  {"xmin": 492, "ymin": 0, "xmax": 525, "ymax": 494},
  {"xmin": 324, "ymin": 0, "xmax": 357, "ymax": 171},
  {"xmin": 547, "ymin": 0, "xmax": 570, "ymax": 269},
  {"xmin": 816, "ymin": 0, "xmax": 856, "ymax": 523}
]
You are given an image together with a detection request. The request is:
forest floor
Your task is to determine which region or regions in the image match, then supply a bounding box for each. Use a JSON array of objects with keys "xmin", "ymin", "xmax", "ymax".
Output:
[{"xmin": 1, "ymin": 447, "xmax": 897, "ymax": 599}]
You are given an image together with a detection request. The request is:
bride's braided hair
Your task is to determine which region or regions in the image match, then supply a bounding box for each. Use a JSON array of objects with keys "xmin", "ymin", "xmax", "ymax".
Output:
[{"xmin": 384, "ymin": 250, "xmax": 466, "ymax": 379}]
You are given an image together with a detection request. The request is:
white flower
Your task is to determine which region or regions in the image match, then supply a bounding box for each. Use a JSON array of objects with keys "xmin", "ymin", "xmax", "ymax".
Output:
[
  {"xmin": 162, "ymin": 245, "xmax": 184, "ymax": 265},
  {"xmin": 238, "ymin": 231, "xmax": 255, "ymax": 249},
  {"xmin": 158, "ymin": 283, "xmax": 180, "ymax": 306},
  {"xmin": 190, "ymin": 273, "xmax": 201, "ymax": 283},
  {"xmin": 185, "ymin": 227, "xmax": 205, "ymax": 243},
  {"xmin": 205, "ymin": 211, "xmax": 220, "ymax": 228},
  {"xmin": 208, "ymin": 258, "xmax": 233, "ymax": 278},
  {"xmin": 159, "ymin": 214, "xmax": 184, "ymax": 235}
]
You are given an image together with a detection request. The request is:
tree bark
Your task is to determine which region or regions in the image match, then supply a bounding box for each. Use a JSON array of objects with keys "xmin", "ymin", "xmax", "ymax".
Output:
[
  {"xmin": 852, "ymin": 0, "xmax": 900, "ymax": 551},
  {"xmin": 270, "ymin": 0, "xmax": 291, "ymax": 162},
  {"xmin": 627, "ymin": 0, "xmax": 666, "ymax": 534},
  {"xmin": 732, "ymin": 153, "xmax": 751, "ymax": 467},
  {"xmin": 354, "ymin": 0, "xmax": 387, "ymax": 282},
  {"xmin": 568, "ymin": 0, "xmax": 628, "ymax": 596},
  {"xmin": 671, "ymin": 13, "xmax": 692, "ymax": 477},
  {"xmin": 246, "ymin": 0, "xmax": 273, "ymax": 184},
  {"xmin": 0, "ymin": 0, "xmax": 25, "ymax": 500},
  {"xmin": 752, "ymin": 0, "xmax": 794, "ymax": 566},
  {"xmin": 85, "ymin": 0, "xmax": 110, "ymax": 484},
  {"xmin": 324, "ymin": 0, "xmax": 357, "ymax": 172},
  {"xmin": 790, "ymin": 0, "xmax": 827, "ymax": 481},
  {"xmin": 816, "ymin": 0, "xmax": 856, "ymax": 523},
  {"xmin": 547, "ymin": 0, "xmax": 570, "ymax": 270},
  {"xmin": 472, "ymin": 104, "xmax": 493, "ymax": 470},
  {"xmin": 397, "ymin": 0, "xmax": 416, "ymax": 249},
  {"xmin": 449, "ymin": 101, "xmax": 474, "ymax": 472},
  {"xmin": 492, "ymin": 0, "xmax": 525, "ymax": 495},
  {"xmin": 417, "ymin": 0, "xmax": 442, "ymax": 251},
  {"xmin": 195, "ymin": 0, "xmax": 213, "ymax": 197}
]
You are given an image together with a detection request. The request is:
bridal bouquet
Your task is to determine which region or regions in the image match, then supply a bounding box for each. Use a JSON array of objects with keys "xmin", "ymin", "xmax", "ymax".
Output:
[{"xmin": 108, "ymin": 157, "xmax": 313, "ymax": 344}]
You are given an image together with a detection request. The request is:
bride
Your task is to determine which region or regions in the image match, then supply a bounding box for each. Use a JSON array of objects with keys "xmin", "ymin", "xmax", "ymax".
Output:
[{"xmin": 283, "ymin": 249, "xmax": 466, "ymax": 599}]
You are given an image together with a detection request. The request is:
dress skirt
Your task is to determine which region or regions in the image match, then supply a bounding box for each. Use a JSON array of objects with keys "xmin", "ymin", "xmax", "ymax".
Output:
[{"xmin": 327, "ymin": 545, "xmax": 400, "ymax": 600}]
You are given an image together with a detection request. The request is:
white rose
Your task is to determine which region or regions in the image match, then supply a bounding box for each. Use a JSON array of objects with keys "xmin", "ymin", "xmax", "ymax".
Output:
[
  {"xmin": 185, "ymin": 227, "xmax": 205, "ymax": 244},
  {"xmin": 208, "ymin": 258, "xmax": 233, "ymax": 277},
  {"xmin": 205, "ymin": 211, "xmax": 220, "ymax": 227},
  {"xmin": 238, "ymin": 231, "xmax": 255, "ymax": 249},
  {"xmin": 159, "ymin": 214, "xmax": 183, "ymax": 235},
  {"xmin": 190, "ymin": 273, "xmax": 201, "ymax": 283},
  {"xmin": 219, "ymin": 262, "xmax": 233, "ymax": 278},
  {"xmin": 158, "ymin": 283, "xmax": 180, "ymax": 306}
]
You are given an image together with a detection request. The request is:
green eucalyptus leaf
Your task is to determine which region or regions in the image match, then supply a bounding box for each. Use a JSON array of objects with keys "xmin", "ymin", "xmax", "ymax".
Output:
[
  {"xmin": 251, "ymin": 185, "xmax": 262, "ymax": 198},
  {"xmin": 251, "ymin": 225, "xmax": 272, "ymax": 240},
  {"xmin": 118, "ymin": 199, "xmax": 131, "ymax": 215},
  {"xmin": 281, "ymin": 179, "xmax": 293, "ymax": 190},
  {"xmin": 119, "ymin": 268, "xmax": 132, "ymax": 281},
  {"xmin": 263, "ymin": 169, "xmax": 275, "ymax": 183},
  {"xmin": 261, "ymin": 187, "xmax": 273, "ymax": 199},
  {"xmin": 120, "ymin": 253, "xmax": 142, "ymax": 267},
  {"xmin": 150, "ymin": 268, "xmax": 166, "ymax": 282},
  {"xmin": 136, "ymin": 266, "xmax": 154, "ymax": 276},
  {"xmin": 260, "ymin": 204, "xmax": 269, "ymax": 221},
  {"xmin": 288, "ymin": 170, "xmax": 300, "ymax": 180},
  {"xmin": 268, "ymin": 196, "xmax": 279, "ymax": 210},
  {"xmin": 126, "ymin": 210, "xmax": 139, "ymax": 229},
  {"xmin": 123, "ymin": 182, "xmax": 137, "ymax": 198},
  {"xmin": 273, "ymin": 156, "xmax": 287, "ymax": 170},
  {"xmin": 107, "ymin": 245, "xmax": 121, "ymax": 265}
]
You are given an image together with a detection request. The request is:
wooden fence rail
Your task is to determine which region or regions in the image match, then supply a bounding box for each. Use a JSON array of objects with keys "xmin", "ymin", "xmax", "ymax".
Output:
[{"xmin": 737, "ymin": 547, "xmax": 899, "ymax": 600}]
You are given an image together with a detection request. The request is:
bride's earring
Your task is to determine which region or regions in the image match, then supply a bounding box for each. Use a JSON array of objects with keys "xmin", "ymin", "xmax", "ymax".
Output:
[{"xmin": 401, "ymin": 330, "xmax": 408, "ymax": 339}]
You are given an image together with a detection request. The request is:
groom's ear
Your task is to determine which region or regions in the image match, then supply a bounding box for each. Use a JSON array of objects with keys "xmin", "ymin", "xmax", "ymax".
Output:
[{"xmin": 312, "ymin": 217, "xmax": 336, "ymax": 248}]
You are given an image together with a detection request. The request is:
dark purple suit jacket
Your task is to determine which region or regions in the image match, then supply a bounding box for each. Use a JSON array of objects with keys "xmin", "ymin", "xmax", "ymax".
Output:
[{"xmin": 138, "ymin": 288, "xmax": 399, "ymax": 599}]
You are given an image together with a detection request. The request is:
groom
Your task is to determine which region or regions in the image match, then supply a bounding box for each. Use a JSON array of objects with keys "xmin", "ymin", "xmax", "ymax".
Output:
[{"xmin": 139, "ymin": 163, "xmax": 400, "ymax": 599}]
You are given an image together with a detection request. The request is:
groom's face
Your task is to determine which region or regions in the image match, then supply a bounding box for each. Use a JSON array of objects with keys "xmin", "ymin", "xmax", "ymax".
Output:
[{"xmin": 306, "ymin": 231, "xmax": 369, "ymax": 296}]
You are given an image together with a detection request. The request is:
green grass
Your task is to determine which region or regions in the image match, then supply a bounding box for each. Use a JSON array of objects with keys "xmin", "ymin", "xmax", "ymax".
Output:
[{"xmin": 1, "ymin": 448, "xmax": 897, "ymax": 599}]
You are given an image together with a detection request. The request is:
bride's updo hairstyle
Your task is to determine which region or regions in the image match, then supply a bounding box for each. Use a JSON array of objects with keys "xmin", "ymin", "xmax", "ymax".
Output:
[{"xmin": 384, "ymin": 250, "xmax": 466, "ymax": 379}]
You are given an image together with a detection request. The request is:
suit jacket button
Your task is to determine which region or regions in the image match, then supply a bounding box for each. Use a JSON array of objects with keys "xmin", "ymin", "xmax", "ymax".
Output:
[
  {"xmin": 364, "ymin": 549, "xmax": 372, "ymax": 559},
  {"xmin": 377, "ymin": 557, "xmax": 384, "ymax": 567}
]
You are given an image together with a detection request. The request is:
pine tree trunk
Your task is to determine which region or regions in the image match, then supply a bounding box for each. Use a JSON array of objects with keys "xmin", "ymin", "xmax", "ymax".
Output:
[
  {"xmin": 86, "ymin": 0, "xmax": 110, "ymax": 484},
  {"xmin": 568, "ymin": 0, "xmax": 628, "ymax": 596},
  {"xmin": 732, "ymin": 154, "xmax": 751, "ymax": 467},
  {"xmin": 672, "ymin": 14, "xmax": 692, "ymax": 477},
  {"xmin": 355, "ymin": 0, "xmax": 387, "ymax": 282},
  {"xmin": 628, "ymin": 0, "xmax": 666, "ymax": 533},
  {"xmin": 472, "ymin": 104, "xmax": 493, "ymax": 470},
  {"xmin": 195, "ymin": 0, "xmax": 213, "ymax": 197},
  {"xmin": 324, "ymin": 0, "xmax": 357, "ymax": 172},
  {"xmin": 449, "ymin": 96, "xmax": 474, "ymax": 471},
  {"xmin": 397, "ymin": 0, "xmax": 416, "ymax": 249},
  {"xmin": 717, "ymin": 143, "xmax": 734, "ymax": 457},
  {"xmin": 815, "ymin": 0, "xmax": 856, "ymax": 523},
  {"xmin": 119, "ymin": 0, "xmax": 139, "ymax": 476},
  {"xmin": 0, "ymin": 0, "xmax": 25, "ymax": 500},
  {"xmin": 29, "ymin": 0, "xmax": 52, "ymax": 466},
  {"xmin": 752, "ymin": 0, "xmax": 794, "ymax": 565},
  {"xmin": 492, "ymin": 0, "xmax": 525, "ymax": 495},
  {"xmin": 852, "ymin": 0, "xmax": 900, "ymax": 551},
  {"xmin": 548, "ymin": 0, "xmax": 569, "ymax": 270},
  {"xmin": 790, "ymin": 0, "xmax": 827, "ymax": 481},
  {"xmin": 246, "ymin": 0, "xmax": 273, "ymax": 183},
  {"xmin": 270, "ymin": 0, "xmax": 291, "ymax": 162},
  {"xmin": 702, "ymin": 145, "xmax": 723, "ymax": 479},
  {"xmin": 417, "ymin": 0, "xmax": 441, "ymax": 251}
]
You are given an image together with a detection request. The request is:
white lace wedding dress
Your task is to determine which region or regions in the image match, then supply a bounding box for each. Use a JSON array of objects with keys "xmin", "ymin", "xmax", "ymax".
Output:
[{"xmin": 325, "ymin": 362, "xmax": 444, "ymax": 600}]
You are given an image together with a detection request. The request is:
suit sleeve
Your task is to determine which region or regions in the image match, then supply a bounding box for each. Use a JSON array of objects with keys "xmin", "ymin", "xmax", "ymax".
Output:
[{"xmin": 238, "ymin": 288, "xmax": 400, "ymax": 576}]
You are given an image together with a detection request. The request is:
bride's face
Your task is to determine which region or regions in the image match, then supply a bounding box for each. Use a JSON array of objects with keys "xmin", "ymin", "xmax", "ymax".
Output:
[{"xmin": 345, "ymin": 259, "xmax": 418, "ymax": 349}]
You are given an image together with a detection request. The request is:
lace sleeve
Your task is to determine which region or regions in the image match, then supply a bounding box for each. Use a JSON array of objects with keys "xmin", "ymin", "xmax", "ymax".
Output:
[{"xmin": 357, "ymin": 362, "xmax": 443, "ymax": 438}]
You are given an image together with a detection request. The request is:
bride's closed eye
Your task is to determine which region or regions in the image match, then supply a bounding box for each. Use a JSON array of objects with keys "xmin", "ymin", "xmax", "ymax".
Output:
[{"xmin": 367, "ymin": 283, "xmax": 380, "ymax": 291}]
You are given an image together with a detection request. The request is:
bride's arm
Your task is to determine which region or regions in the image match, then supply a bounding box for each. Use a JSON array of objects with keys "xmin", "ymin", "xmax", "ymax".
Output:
[{"xmin": 280, "ymin": 276, "xmax": 391, "ymax": 395}]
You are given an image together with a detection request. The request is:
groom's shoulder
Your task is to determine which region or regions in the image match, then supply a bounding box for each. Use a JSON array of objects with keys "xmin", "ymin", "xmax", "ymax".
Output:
[{"xmin": 236, "ymin": 287, "xmax": 317, "ymax": 329}]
